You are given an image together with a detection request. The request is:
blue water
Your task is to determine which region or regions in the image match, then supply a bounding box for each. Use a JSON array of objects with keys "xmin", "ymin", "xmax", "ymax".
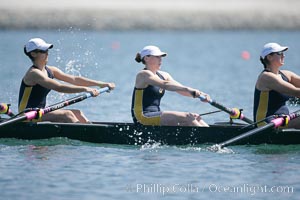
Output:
[{"xmin": 1, "ymin": 29, "xmax": 300, "ymax": 199}]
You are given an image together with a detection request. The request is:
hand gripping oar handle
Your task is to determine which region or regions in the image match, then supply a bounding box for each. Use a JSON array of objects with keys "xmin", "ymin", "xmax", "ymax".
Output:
[
  {"xmin": 0, "ymin": 103, "xmax": 15, "ymax": 117},
  {"xmin": 199, "ymin": 95, "xmax": 253, "ymax": 124},
  {"xmin": 218, "ymin": 110, "xmax": 300, "ymax": 148},
  {"xmin": 0, "ymin": 87, "xmax": 110, "ymax": 127}
]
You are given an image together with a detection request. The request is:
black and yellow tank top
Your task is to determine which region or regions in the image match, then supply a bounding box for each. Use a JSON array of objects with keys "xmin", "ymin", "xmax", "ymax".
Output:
[
  {"xmin": 253, "ymin": 70, "xmax": 291, "ymax": 125},
  {"xmin": 18, "ymin": 66, "xmax": 54, "ymax": 112},
  {"xmin": 131, "ymin": 70, "xmax": 165, "ymax": 124}
]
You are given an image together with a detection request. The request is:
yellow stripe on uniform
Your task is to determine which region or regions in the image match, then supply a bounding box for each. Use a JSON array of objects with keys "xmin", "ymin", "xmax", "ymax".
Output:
[
  {"xmin": 133, "ymin": 89, "xmax": 161, "ymax": 125},
  {"xmin": 18, "ymin": 86, "xmax": 32, "ymax": 112},
  {"xmin": 256, "ymin": 91, "xmax": 268, "ymax": 127}
]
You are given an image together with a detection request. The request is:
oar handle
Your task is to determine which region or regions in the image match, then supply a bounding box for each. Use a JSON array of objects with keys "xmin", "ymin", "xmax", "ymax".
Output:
[
  {"xmin": 199, "ymin": 94, "xmax": 213, "ymax": 104},
  {"xmin": 198, "ymin": 95, "xmax": 253, "ymax": 124},
  {"xmin": 86, "ymin": 87, "xmax": 110, "ymax": 98}
]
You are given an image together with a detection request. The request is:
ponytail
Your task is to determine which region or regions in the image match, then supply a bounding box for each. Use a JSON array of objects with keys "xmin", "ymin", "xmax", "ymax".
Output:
[
  {"xmin": 260, "ymin": 56, "xmax": 268, "ymax": 69},
  {"xmin": 24, "ymin": 46, "xmax": 29, "ymax": 56},
  {"xmin": 24, "ymin": 46, "xmax": 34, "ymax": 62},
  {"xmin": 135, "ymin": 53, "xmax": 142, "ymax": 63}
]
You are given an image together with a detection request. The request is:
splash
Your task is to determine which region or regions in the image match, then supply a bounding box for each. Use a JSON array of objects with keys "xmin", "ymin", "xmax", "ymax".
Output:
[
  {"xmin": 287, "ymin": 97, "xmax": 300, "ymax": 107},
  {"xmin": 65, "ymin": 60, "xmax": 82, "ymax": 76},
  {"xmin": 140, "ymin": 140, "xmax": 163, "ymax": 151},
  {"xmin": 207, "ymin": 144, "xmax": 235, "ymax": 154}
]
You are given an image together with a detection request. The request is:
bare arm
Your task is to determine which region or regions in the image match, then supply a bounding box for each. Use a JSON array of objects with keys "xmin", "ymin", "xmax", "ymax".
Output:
[
  {"xmin": 258, "ymin": 72, "xmax": 300, "ymax": 97},
  {"xmin": 49, "ymin": 66, "xmax": 115, "ymax": 90},
  {"xmin": 282, "ymin": 70, "xmax": 300, "ymax": 88},
  {"xmin": 25, "ymin": 68, "xmax": 96, "ymax": 94},
  {"xmin": 164, "ymin": 72, "xmax": 207, "ymax": 97},
  {"xmin": 135, "ymin": 70, "xmax": 202, "ymax": 98}
]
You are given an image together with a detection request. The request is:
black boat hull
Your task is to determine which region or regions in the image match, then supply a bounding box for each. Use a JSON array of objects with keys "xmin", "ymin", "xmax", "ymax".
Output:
[{"xmin": 1, "ymin": 121, "xmax": 300, "ymax": 145}]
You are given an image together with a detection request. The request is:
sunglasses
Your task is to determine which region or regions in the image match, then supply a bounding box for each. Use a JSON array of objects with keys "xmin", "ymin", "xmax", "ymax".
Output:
[
  {"xmin": 273, "ymin": 51, "xmax": 284, "ymax": 56},
  {"xmin": 34, "ymin": 49, "xmax": 48, "ymax": 54}
]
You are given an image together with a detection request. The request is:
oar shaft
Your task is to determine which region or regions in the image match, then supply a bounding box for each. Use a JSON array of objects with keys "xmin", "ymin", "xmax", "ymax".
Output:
[
  {"xmin": 289, "ymin": 110, "xmax": 300, "ymax": 121},
  {"xmin": 218, "ymin": 110, "xmax": 300, "ymax": 148},
  {"xmin": 0, "ymin": 87, "xmax": 110, "ymax": 127},
  {"xmin": 199, "ymin": 95, "xmax": 253, "ymax": 124},
  {"xmin": 42, "ymin": 87, "xmax": 110, "ymax": 116},
  {"xmin": 219, "ymin": 123, "xmax": 275, "ymax": 148},
  {"xmin": 43, "ymin": 94, "xmax": 88, "ymax": 114},
  {"xmin": 211, "ymin": 101, "xmax": 253, "ymax": 124},
  {"xmin": 0, "ymin": 116, "xmax": 27, "ymax": 127}
]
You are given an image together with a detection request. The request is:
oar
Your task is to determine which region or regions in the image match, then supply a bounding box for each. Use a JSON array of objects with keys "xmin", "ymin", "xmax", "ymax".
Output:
[
  {"xmin": 0, "ymin": 103, "xmax": 15, "ymax": 117},
  {"xmin": 199, "ymin": 95, "xmax": 253, "ymax": 124},
  {"xmin": 213, "ymin": 109, "xmax": 300, "ymax": 149},
  {"xmin": 0, "ymin": 87, "xmax": 110, "ymax": 127}
]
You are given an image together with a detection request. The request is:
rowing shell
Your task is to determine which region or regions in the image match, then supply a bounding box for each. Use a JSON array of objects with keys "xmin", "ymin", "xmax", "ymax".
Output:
[{"xmin": 0, "ymin": 121, "xmax": 299, "ymax": 145}]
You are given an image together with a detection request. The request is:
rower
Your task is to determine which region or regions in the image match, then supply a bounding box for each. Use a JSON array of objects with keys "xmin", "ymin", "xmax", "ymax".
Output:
[
  {"xmin": 254, "ymin": 42, "xmax": 300, "ymax": 128},
  {"xmin": 19, "ymin": 38, "xmax": 115, "ymax": 123},
  {"xmin": 131, "ymin": 45, "xmax": 210, "ymax": 127}
]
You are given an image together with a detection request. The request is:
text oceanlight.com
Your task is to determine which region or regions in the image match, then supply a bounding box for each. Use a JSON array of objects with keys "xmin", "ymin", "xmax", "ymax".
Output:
[{"xmin": 126, "ymin": 183, "xmax": 294, "ymax": 196}]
